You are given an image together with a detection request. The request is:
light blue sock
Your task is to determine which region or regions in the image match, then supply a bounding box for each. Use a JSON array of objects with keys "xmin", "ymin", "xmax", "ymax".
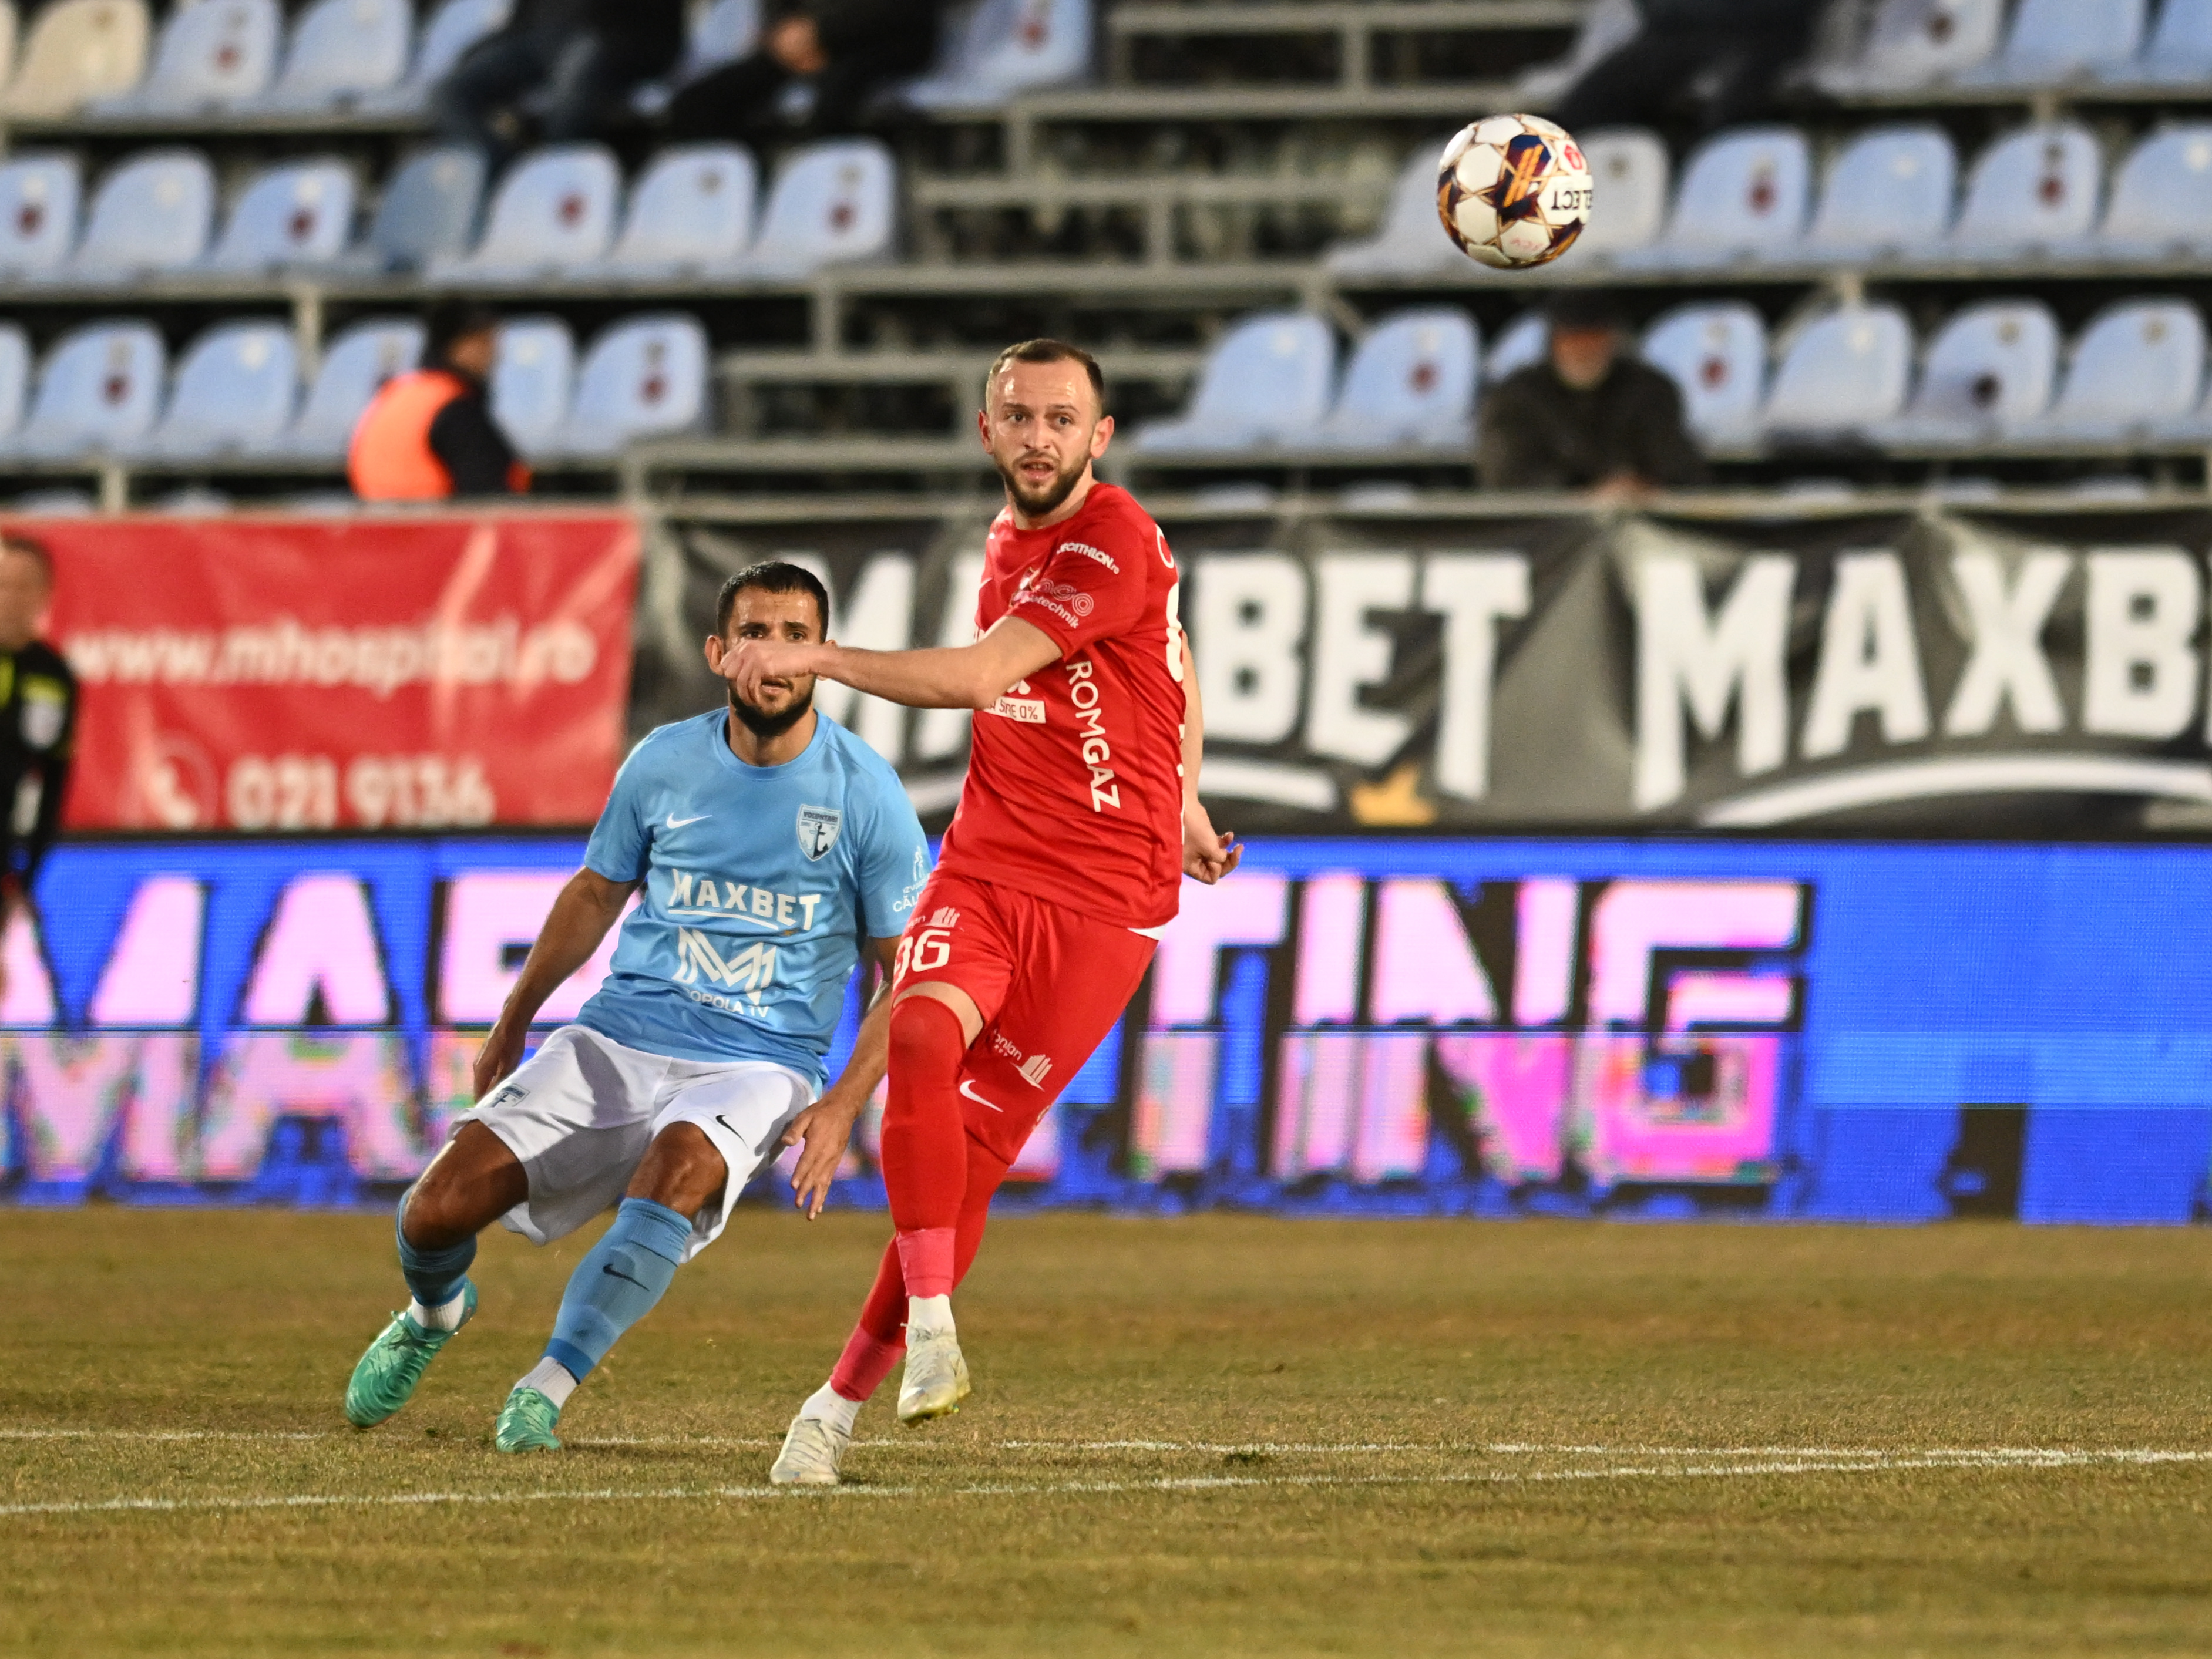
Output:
[
  {"xmin": 542, "ymin": 1198, "xmax": 692, "ymax": 1382},
  {"xmin": 395, "ymin": 1197, "xmax": 476, "ymax": 1309}
]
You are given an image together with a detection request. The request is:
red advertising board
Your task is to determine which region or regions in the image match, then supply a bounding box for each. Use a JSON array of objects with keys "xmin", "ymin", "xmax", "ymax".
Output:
[{"xmin": 24, "ymin": 514, "xmax": 641, "ymax": 830}]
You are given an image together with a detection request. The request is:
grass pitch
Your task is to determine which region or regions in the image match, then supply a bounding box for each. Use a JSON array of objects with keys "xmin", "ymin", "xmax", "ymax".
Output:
[{"xmin": 4, "ymin": 1206, "xmax": 2210, "ymax": 1657}]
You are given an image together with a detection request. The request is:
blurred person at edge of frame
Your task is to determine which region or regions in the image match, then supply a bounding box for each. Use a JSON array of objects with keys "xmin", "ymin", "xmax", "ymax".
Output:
[
  {"xmin": 0, "ymin": 535, "xmax": 76, "ymax": 999},
  {"xmin": 1552, "ymin": 0, "xmax": 1821, "ymax": 138},
  {"xmin": 349, "ymin": 302, "xmax": 531, "ymax": 503},
  {"xmin": 663, "ymin": 0, "xmax": 950, "ymax": 141},
  {"xmin": 1475, "ymin": 291, "xmax": 1707, "ymax": 502}
]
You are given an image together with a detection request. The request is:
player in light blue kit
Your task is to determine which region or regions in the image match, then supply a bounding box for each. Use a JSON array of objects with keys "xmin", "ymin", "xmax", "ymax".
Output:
[{"xmin": 342, "ymin": 562, "xmax": 929, "ymax": 1452}]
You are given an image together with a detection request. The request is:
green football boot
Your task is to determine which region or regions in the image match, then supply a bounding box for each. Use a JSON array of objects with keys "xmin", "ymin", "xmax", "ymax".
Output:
[
  {"xmin": 344, "ymin": 1280, "xmax": 477, "ymax": 1429},
  {"xmin": 493, "ymin": 1386, "xmax": 563, "ymax": 1453}
]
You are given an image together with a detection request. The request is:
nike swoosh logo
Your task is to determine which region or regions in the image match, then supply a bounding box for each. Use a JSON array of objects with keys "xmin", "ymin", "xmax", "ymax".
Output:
[
  {"xmin": 666, "ymin": 812, "xmax": 710, "ymax": 828},
  {"xmin": 601, "ymin": 1264, "xmax": 651, "ymax": 1291},
  {"xmin": 957, "ymin": 1078, "xmax": 1003, "ymax": 1113}
]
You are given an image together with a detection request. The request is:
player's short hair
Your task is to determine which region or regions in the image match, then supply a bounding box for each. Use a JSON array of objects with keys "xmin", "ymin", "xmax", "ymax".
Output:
[
  {"xmin": 0, "ymin": 534, "xmax": 53, "ymax": 583},
  {"xmin": 984, "ymin": 338, "xmax": 1107, "ymax": 416},
  {"xmin": 717, "ymin": 561, "xmax": 829, "ymax": 637}
]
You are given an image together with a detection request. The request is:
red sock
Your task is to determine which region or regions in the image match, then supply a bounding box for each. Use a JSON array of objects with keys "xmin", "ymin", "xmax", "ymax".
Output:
[
  {"xmin": 896, "ymin": 1227, "xmax": 956, "ymax": 1300},
  {"xmin": 829, "ymin": 1324, "xmax": 903, "ymax": 1402},
  {"xmin": 842, "ymin": 1140, "xmax": 1013, "ymax": 1390},
  {"xmin": 880, "ymin": 997, "xmax": 970, "ymax": 1232}
]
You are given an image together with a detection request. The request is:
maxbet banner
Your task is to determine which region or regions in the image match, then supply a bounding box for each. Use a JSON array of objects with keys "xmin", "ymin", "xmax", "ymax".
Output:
[
  {"xmin": 651, "ymin": 500, "xmax": 2212, "ymax": 835},
  {"xmin": 33, "ymin": 515, "xmax": 640, "ymax": 830}
]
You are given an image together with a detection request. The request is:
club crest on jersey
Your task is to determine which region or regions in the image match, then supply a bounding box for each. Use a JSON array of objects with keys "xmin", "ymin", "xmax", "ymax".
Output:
[{"xmin": 796, "ymin": 805, "xmax": 842, "ymax": 861}]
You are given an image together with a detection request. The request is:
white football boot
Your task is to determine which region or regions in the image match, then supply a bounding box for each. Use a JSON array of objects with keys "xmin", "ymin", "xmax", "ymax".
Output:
[
  {"xmin": 769, "ymin": 1412, "xmax": 852, "ymax": 1486},
  {"xmin": 896, "ymin": 1325, "xmax": 971, "ymax": 1424}
]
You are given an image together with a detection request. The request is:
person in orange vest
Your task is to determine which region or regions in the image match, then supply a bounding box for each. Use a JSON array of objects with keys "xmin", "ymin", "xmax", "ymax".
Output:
[{"xmin": 349, "ymin": 301, "xmax": 532, "ymax": 501}]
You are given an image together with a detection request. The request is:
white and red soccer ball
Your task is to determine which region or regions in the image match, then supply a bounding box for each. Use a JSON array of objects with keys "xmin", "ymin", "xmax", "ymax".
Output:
[{"xmin": 1437, "ymin": 114, "xmax": 1594, "ymax": 269}]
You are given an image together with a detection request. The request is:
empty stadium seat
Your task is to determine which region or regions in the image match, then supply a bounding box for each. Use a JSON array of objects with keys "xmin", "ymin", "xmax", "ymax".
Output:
[
  {"xmin": 599, "ymin": 143, "xmax": 754, "ymax": 275},
  {"xmin": 1624, "ymin": 126, "xmax": 1808, "ymax": 268},
  {"xmin": 1316, "ymin": 308, "xmax": 1478, "ymax": 449},
  {"xmin": 1132, "ymin": 312, "xmax": 1336, "ymax": 452},
  {"xmin": 257, "ymin": 0, "xmax": 411, "ymax": 110},
  {"xmin": 1806, "ymin": 124, "xmax": 1957, "ymax": 261},
  {"xmin": 0, "ymin": 327, "xmax": 31, "ymax": 446},
  {"xmin": 1640, "ymin": 301, "xmax": 1767, "ymax": 443},
  {"xmin": 1571, "ymin": 128, "xmax": 1669, "ymax": 261},
  {"xmin": 0, "ymin": 154, "xmax": 81, "ymax": 278},
  {"xmin": 489, "ymin": 316, "xmax": 574, "ymax": 455},
  {"xmin": 551, "ymin": 314, "xmax": 707, "ymax": 456},
  {"xmin": 282, "ymin": 316, "xmax": 421, "ymax": 457},
  {"xmin": 63, "ymin": 149, "xmax": 214, "ymax": 281},
  {"xmin": 738, "ymin": 139, "xmax": 895, "ymax": 276},
  {"xmin": 362, "ymin": 0, "xmax": 506, "ymax": 110},
  {"xmin": 93, "ymin": 0, "xmax": 278, "ymax": 113},
  {"xmin": 2091, "ymin": 126, "xmax": 2212, "ymax": 257},
  {"xmin": 1760, "ymin": 306, "xmax": 1913, "ymax": 435},
  {"xmin": 2120, "ymin": 0, "xmax": 2212, "ymax": 81},
  {"xmin": 136, "ymin": 320, "xmax": 298, "ymax": 457},
  {"xmin": 2, "ymin": 0, "xmax": 147, "ymax": 118},
  {"xmin": 1947, "ymin": 123, "xmax": 2102, "ymax": 256},
  {"xmin": 1818, "ymin": 0, "xmax": 2003, "ymax": 91},
  {"xmin": 13, "ymin": 320, "xmax": 164, "ymax": 457},
  {"xmin": 430, "ymin": 143, "xmax": 620, "ymax": 282},
  {"xmin": 1486, "ymin": 311, "xmax": 1548, "ymax": 382},
  {"xmin": 903, "ymin": 0, "xmax": 1091, "ymax": 110},
  {"xmin": 2025, "ymin": 300, "xmax": 2206, "ymax": 440},
  {"xmin": 1966, "ymin": 0, "xmax": 2143, "ymax": 83},
  {"xmin": 204, "ymin": 159, "xmax": 355, "ymax": 271},
  {"xmin": 1324, "ymin": 139, "xmax": 1461, "ymax": 278},
  {"xmin": 354, "ymin": 144, "xmax": 484, "ymax": 270},
  {"xmin": 1871, "ymin": 301, "xmax": 2059, "ymax": 446},
  {"xmin": 631, "ymin": 0, "xmax": 758, "ymax": 115}
]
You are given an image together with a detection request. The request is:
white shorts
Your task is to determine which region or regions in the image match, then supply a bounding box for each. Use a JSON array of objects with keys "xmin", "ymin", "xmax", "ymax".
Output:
[{"xmin": 459, "ymin": 1024, "xmax": 813, "ymax": 1263}]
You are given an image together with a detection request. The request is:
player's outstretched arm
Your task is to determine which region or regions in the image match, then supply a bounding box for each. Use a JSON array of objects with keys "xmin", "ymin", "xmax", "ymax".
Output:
[
  {"xmin": 782, "ymin": 937, "xmax": 902, "ymax": 1219},
  {"xmin": 727, "ymin": 616, "xmax": 1062, "ymax": 712},
  {"xmin": 1179, "ymin": 635, "xmax": 1241, "ymax": 885},
  {"xmin": 474, "ymin": 868, "xmax": 636, "ymax": 1098}
]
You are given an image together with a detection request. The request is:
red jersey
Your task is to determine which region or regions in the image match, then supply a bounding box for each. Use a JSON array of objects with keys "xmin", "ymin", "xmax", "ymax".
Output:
[{"xmin": 936, "ymin": 482, "xmax": 1188, "ymax": 930}]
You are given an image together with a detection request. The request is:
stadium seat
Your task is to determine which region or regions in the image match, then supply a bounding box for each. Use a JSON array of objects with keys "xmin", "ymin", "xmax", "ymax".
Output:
[
  {"xmin": 12, "ymin": 319, "xmax": 164, "ymax": 457},
  {"xmin": 1316, "ymin": 308, "xmax": 1478, "ymax": 450},
  {"xmin": 429, "ymin": 143, "xmax": 620, "ymax": 282},
  {"xmin": 353, "ymin": 144, "xmax": 484, "ymax": 270},
  {"xmin": 2117, "ymin": 0, "xmax": 2212, "ymax": 82},
  {"xmin": 1514, "ymin": 0, "xmax": 1638, "ymax": 102},
  {"xmin": 631, "ymin": 0, "xmax": 758, "ymax": 115},
  {"xmin": 63, "ymin": 149, "xmax": 215, "ymax": 282},
  {"xmin": 136, "ymin": 320, "xmax": 298, "ymax": 458},
  {"xmin": 204, "ymin": 159, "xmax": 356, "ymax": 272},
  {"xmin": 1324, "ymin": 139, "xmax": 1462, "ymax": 278},
  {"xmin": 1623, "ymin": 126, "xmax": 1808, "ymax": 268},
  {"xmin": 1640, "ymin": 301, "xmax": 1767, "ymax": 443},
  {"xmin": 2025, "ymin": 300, "xmax": 2206, "ymax": 440},
  {"xmin": 598, "ymin": 143, "xmax": 754, "ymax": 275},
  {"xmin": 489, "ymin": 315, "xmax": 575, "ymax": 456},
  {"xmin": 92, "ymin": 0, "xmax": 278, "ymax": 113},
  {"xmin": 0, "ymin": 154, "xmax": 81, "ymax": 278},
  {"xmin": 361, "ymin": 0, "xmax": 506, "ymax": 110},
  {"xmin": 1132, "ymin": 312, "xmax": 1336, "ymax": 453},
  {"xmin": 1871, "ymin": 301, "xmax": 2059, "ymax": 447},
  {"xmin": 738, "ymin": 139, "xmax": 895, "ymax": 277},
  {"xmin": 1945, "ymin": 123, "xmax": 2102, "ymax": 257},
  {"xmin": 1486, "ymin": 310, "xmax": 1548, "ymax": 382},
  {"xmin": 1571, "ymin": 128, "xmax": 1670, "ymax": 261},
  {"xmin": 0, "ymin": 2, "xmax": 19, "ymax": 95},
  {"xmin": 550, "ymin": 313, "xmax": 708, "ymax": 456},
  {"xmin": 1817, "ymin": 0, "xmax": 2003, "ymax": 91},
  {"xmin": 2089, "ymin": 126, "xmax": 2212, "ymax": 258},
  {"xmin": 2, "ymin": 0, "xmax": 147, "ymax": 117},
  {"xmin": 1806, "ymin": 124, "xmax": 1957, "ymax": 262},
  {"xmin": 281, "ymin": 316, "xmax": 421, "ymax": 457},
  {"xmin": 257, "ymin": 0, "xmax": 411, "ymax": 110},
  {"xmin": 0, "ymin": 327, "xmax": 31, "ymax": 446},
  {"xmin": 903, "ymin": 0, "xmax": 1091, "ymax": 110},
  {"xmin": 1965, "ymin": 0, "xmax": 2144, "ymax": 83},
  {"xmin": 1760, "ymin": 306, "xmax": 1913, "ymax": 436}
]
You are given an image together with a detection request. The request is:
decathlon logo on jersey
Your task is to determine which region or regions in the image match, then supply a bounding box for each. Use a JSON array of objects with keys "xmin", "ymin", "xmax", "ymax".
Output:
[
  {"xmin": 1060, "ymin": 540, "xmax": 1118, "ymax": 574},
  {"xmin": 673, "ymin": 929, "xmax": 778, "ymax": 1012},
  {"xmin": 1067, "ymin": 657, "xmax": 1120, "ymax": 812},
  {"xmin": 796, "ymin": 805, "xmax": 841, "ymax": 860},
  {"xmin": 668, "ymin": 870, "xmax": 823, "ymax": 933}
]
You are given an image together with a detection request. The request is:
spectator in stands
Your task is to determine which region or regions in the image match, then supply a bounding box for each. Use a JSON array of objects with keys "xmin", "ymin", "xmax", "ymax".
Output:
[
  {"xmin": 434, "ymin": 0, "xmax": 683, "ymax": 164},
  {"xmin": 663, "ymin": 0, "xmax": 947, "ymax": 142},
  {"xmin": 1477, "ymin": 292, "xmax": 1706, "ymax": 499},
  {"xmin": 1552, "ymin": 0, "xmax": 1818, "ymax": 138},
  {"xmin": 0, "ymin": 535, "xmax": 75, "ymax": 999},
  {"xmin": 349, "ymin": 302, "xmax": 532, "ymax": 503}
]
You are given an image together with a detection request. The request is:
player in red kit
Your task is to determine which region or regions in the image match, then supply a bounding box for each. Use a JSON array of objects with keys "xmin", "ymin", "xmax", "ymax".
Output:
[{"xmin": 725, "ymin": 339, "xmax": 1240, "ymax": 1485}]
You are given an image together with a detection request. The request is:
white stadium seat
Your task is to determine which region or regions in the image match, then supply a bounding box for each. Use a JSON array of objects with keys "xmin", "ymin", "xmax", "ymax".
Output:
[
  {"xmin": 362, "ymin": 0, "xmax": 506, "ymax": 111},
  {"xmin": 282, "ymin": 316, "xmax": 421, "ymax": 457},
  {"xmin": 903, "ymin": 0, "xmax": 1091, "ymax": 110},
  {"xmin": 2091, "ymin": 126, "xmax": 2212, "ymax": 258},
  {"xmin": 489, "ymin": 315, "xmax": 576, "ymax": 456},
  {"xmin": 2, "ymin": 0, "xmax": 148, "ymax": 117},
  {"xmin": 0, "ymin": 153, "xmax": 81, "ymax": 278},
  {"xmin": 1965, "ymin": 0, "xmax": 2144, "ymax": 85},
  {"xmin": 355, "ymin": 143, "xmax": 484, "ymax": 270},
  {"xmin": 93, "ymin": 0, "xmax": 279, "ymax": 113},
  {"xmin": 552, "ymin": 313, "xmax": 708, "ymax": 456},
  {"xmin": 14, "ymin": 319, "xmax": 164, "ymax": 457},
  {"xmin": 1806, "ymin": 124, "xmax": 1957, "ymax": 262},
  {"xmin": 1760, "ymin": 306, "xmax": 1914, "ymax": 436},
  {"xmin": 136, "ymin": 320, "xmax": 298, "ymax": 458},
  {"xmin": 2025, "ymin": 300, "xmax": 2206, "ymax": 440},
  {"xmin": 1317, "ymin": 308, "xmax": 1478, "ymax": 450},
  {"xmin": 1485, "ymin": 309, "xmax": 1548, "ymax": 383},
  {"xmin": 1324, "ymin": 139, "xmax": 1461, "ymax": 279},
  {"xmin": 2120, "ymin": 0, "xmax": 2212, "ymax": 82},
  {"xmin": 204, "ymin": 159, "xmax": 356, "ymax": 271},
  {"xmin": 1571, "ymin": 128, "xmax": 1670, "ymax": 261},
  {"xmin": 1946, "ymin": 123, "xmax": 2102, "ymax": 257},
  {"xmin": 0, "ymin": 326, "xmax": 30, "ymax": 447},
  {"xmin": 1818, "ymin": 0, "xmax": 2003, "ymax": 92},
  {"xmin": 738, "ymin": 139, "xmax": 895, "ymax": 276},
  {"xmin": 1871, "ymin": 301, "xmax": 2059, "ymax": 447},
  {"xmin": 1624, "ymin": 125, "xmax": 1808, "ymax": 268},
  {"xmin": 430, "ymin": 143, "xmax": 621, "ymax": 282},
  {"xmin": 63, "ymin": 148, "xmax": 214, "ymax": 281},
  {"xmin": 599, "ymin": 143, "xmax": 754, "ymax": 275},
  {"xmin": 1133, "ymin": 311, "xmax": 1337, "ymax": 453},
  {"xmin": 1640, "ymin": 301, "xmax": 1767, "ymax": 444},
  {"xmin": 258, "ymin": 0, "xmax": 412, "ymax": 111}
]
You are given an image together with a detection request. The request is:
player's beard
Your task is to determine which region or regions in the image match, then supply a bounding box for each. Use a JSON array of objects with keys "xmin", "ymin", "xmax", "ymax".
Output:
[
  {"xmin": 730, "ymin": 678, "xmax": 815, "ymax": 739},
  {"xmin": 994, "ymin": 446, "xmax": 1088, "ymax": 518}
]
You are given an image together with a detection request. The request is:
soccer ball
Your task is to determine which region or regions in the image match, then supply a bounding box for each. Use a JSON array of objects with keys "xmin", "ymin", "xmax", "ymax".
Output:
[{"xmin": 1436, "ymin": 115, "xmax": 1593, "ymax": 269}]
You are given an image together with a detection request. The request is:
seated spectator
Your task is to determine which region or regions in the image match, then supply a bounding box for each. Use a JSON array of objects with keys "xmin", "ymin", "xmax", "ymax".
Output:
[
  {"xmin": 664, "ymin": 0, "xmax": 946, "ymax": 142},
  {"xmin": 1552, "ymin": 0, "xmax": 1817, "ymax": 139},
  {"xmin": 1476, "ymin": 292, "xmax": 1706, "ymax": 499},
  {"xmin": 435, "ymin": 0, "xmax": 683, "ymax": 165},
  {"xmin": 349, "ymin": 302, "xmax": 532, "ymax": 502}
]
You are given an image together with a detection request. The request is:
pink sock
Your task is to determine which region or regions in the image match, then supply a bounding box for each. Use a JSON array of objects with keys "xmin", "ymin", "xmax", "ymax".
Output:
[
  {"xmin": 895, "ymin": 1226, "xmax": 956, "ymax": 1300},
  {"xmin": 829, "ymin": 1325, "xmax": 903, "ymax": 1402}
]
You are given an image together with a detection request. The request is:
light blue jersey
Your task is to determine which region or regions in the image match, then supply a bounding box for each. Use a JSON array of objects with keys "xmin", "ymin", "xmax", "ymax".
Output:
[{"xmin": 576, "ymin": 709, "xmax": 930, "ymax": 1085}]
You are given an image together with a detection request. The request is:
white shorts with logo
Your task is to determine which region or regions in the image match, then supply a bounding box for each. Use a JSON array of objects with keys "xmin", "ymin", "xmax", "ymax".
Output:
[{"xmin": 459, "ymin": 1024, "xmax": 812, "ymax": 1264}]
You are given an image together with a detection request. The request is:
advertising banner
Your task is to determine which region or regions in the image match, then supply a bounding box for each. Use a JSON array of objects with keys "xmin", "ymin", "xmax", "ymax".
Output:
[{"xmin": 34, "ymin": 515, "xmax": 641, "ymax": 831}]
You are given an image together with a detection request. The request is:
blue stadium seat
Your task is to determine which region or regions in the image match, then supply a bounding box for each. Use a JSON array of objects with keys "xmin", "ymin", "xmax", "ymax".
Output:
[
  {"xmin": 92, "ymin": 0, "xmax": 278, "ymax": 112},
  {"xmin": 1817, "ymin": 0, "xmax": 2003, "ymax": 92},
  {"xmin": 2117, "ymin": 0, "xmax": 2212, "ymax": 81},
  {"xmin": 1805, "ymin": 124, "xmax": 1956, "ymax": 262},
  {"xmin": 0, "ymin": 153, "xmax": 80, "ymax": 278},
  {"xmin": 282, "ymin": 315, "xmax": 421, "ymax": 457},
  {"xmin": 489, "ymin": 315, "xmax": 574, "ymax": 456},
  {"xmin": 1640, "ymin": 301, "xmax": 1767, "ymax": 444},
  {"xmin": 2090, "ymin": 126, "xmax": 2212, "ymax": 258},
  {"xmin": 257, "ymin": 0, "xmax": 411, "ymax": 110},
  {"xmin": 1760, "ymin": 306, "xmax": 1913, "ymax": 436},
  {"xmin": 137, "ymin": 319, "xmax": 298, "ymax": 458},
  {"xmin": 63, "ymin": 148, "xmax": 214, "ymax": 281},
  {"xmin": 737, "ymin": 138, "xmax": 895, "ymax": 277},
  {"xmin": 1316, "ymin": 308, "xmax": 1477, "ymax": 450},
  {"xmin": 552, "ymin": 313, "xmax": 708, "ymax": 456},
  {"xmin": 13, "ymin": 319, "xmax": 164, "ymax": 457},
  {"xmin": 1132, "ymin": 311, "xmax": 1336, "ymax": 453},
  {"xmin": 431, "ymin": 143, "xmax": 620, "ymax": 282},
  {"xmin": 354, "ymin": 144, "xmax": 483, "ymax": 270},
  {"xmin": 1871, "ymin": 301, "xmax": 2059, "ymax": 447},
  {"xmin": 2025, "ymin": 300, "xmax": 2205, "ymax": 440},
  {"xmin": 631, "ymin": 0, "xmax": 758, "ymax": 115},
  {"xmin": 1965, "ymin": 0, "xmax": 2144, "ymax": 84},
  {"xmin": 204, "ymin": 159, "xmax": 355, "ymax": 271},
  {"xmin": 362, "ymin": 0, "xmax": 506, "ymax": 111},
  {"xmin": 1571, "ymin": 128, "xmax": 1669, "ymax": 262},
  {"xmin": 1946, "ymin": 122, "xmax": 2102, "ymax": 257},
  {"xmin": 3, "ymin": 0, "xmax": 149, "ymax": 119},
  {"xmin": 0, "ymin": 326, "xmax": 31, "ymax": 446},
  {"xmin": 1324, "ymin": 138, "xmax": 1462, "ymax": 279},
  {"xmin": 599, "ymin": 143, "xmax": 754, "ymax": 275},
  {"xmin": 1485, "ymin": 310, "xmax": 1547, "ymax": 382},
  {"xmin": 1622, "ymin": 125, "xmax": 1808, "ymax": 268},
  {"xmin": 903, "ymin": 0, "xmax": 1091, "ymax": 111}
]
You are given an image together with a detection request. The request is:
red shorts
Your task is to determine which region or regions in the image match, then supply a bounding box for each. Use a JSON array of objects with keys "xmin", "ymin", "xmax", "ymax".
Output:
[{"xmin": 893, "ymin": 870, "xmax": 1158, "ymax": 1166}]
